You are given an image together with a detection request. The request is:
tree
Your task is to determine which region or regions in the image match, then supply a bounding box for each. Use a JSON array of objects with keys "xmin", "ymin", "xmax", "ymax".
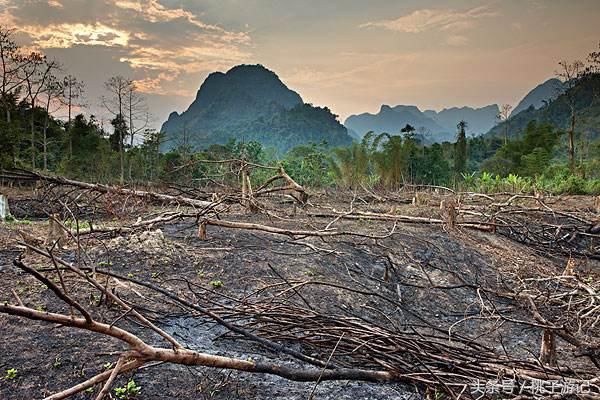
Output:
[
  {"xmin": 142, "ymin": 129, "xmax": 166, "ymax": 181},
  {"xmin": 454, "ymin": 121, "xmax": 468, "ymax": 180},
  {"xmin": 400, "ymin": 123, "xmax": 416, "ymax": 140},
  {"xmin": 497, "ymin": 103, "xmax": 512, "ymax": 143},
  {"xmin": 0, "ymin": 26, "xmax": 32, "ymax": 124},
  {"xmin": 0, "ymin": 25, "xmax": 36, "ymax": 166},
  {"xmin": 110, "ymin": 114, "xmax": 128, "ymax": 153},
  {"xmin": 331, "ymin": 132, "xmax": 374, "ymax": 188},
  {"xmin": 22, "ymin": 53, "xmax": 60, "ymax": 168},
  {"xmin": 126, "ymin": 82, "xmax": 150, "ymax": 147},
  {"xmin": 103, "ymin": 76, "xmax": 133, "ymax": 184},
  {"xmin": 61, "ymin": 75, "xmax": 85, "ymax": 158},
  {"xmin": 40, "ymin": 74, "xmax": 63, "ymax": 171},
  {"xmin": 556, "ymin": 59, "xmax": 584, "ymax": 173},
  {"xmin": 372, "ymin": 133, "xmax": 406, "ymax": 188}
]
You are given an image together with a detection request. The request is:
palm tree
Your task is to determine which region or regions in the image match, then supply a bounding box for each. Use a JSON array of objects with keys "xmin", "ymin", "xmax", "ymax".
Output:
[{"xmin": 330, "ymin": 132, "xmax": 374, "ymax": 188}]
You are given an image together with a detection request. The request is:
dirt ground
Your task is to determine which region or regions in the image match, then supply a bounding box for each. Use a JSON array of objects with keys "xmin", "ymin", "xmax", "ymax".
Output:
[{"xmin": 0, "ymin": 187, "xmax": 598, "ymax": 399}]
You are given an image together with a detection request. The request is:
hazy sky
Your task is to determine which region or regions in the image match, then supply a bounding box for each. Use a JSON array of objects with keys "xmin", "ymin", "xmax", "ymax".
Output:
[{"xmin": 1, "ymin": 0, "xmax": 599, "ymax": 128}]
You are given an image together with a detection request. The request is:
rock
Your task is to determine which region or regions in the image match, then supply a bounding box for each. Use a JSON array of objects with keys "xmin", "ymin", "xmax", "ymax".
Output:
[{"xmin": 0, "ymin": 195, "xmax": 10, "ymax": 221}]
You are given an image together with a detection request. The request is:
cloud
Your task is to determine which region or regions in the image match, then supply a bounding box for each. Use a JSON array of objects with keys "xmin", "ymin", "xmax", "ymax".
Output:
[
  {"xmin": 446, "ymin": 35, "xmax": 468, "ymax": 47},
  {"xmin": 21, "ymin": 23, "xmax": 130, "ymax": 48},
  {"xmin": 0, "ymin": 0, "xmax": 252, "ymax": 96},
  {"xmin": 360, "ymin": 5, "xmax": 498, "ymax": 33},
  {"xmin": 47, "ymin": 0, "xmax": 64, "ymax": 9}
]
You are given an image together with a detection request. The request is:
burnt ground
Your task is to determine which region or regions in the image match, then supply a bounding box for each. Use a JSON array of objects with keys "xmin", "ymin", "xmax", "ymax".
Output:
[{"xmin": 0, "ymin": 190, "xmax": 598, "ymax": 399}]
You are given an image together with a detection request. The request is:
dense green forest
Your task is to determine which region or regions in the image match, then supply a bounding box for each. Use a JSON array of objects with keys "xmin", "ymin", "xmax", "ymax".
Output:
[{"xmin": 1, "ymin": 25, "xmax": 599, "ymax": 194}]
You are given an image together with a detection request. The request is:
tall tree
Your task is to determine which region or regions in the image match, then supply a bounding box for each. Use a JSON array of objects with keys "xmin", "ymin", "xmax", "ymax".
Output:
[
  {"xmin": 400, "ymin": 123, "xmax": 416, "ymax": 140},
  {"xmin": 0, "ymin": 25, "xmax": 36, "ymax": 166},
  {"xmin": 41, "ymin": 74, "xmax": 63, "ymax": 171},
  {"xmin": 22, "ymin": 53, "xmax": 60, "ymax": 168},
  {"xmin": 126, "ymin": 82, "xmax": 150, "ymax": 147},
  {"xmin": 61, "ymin": 75, "xmax": 85, "ymax": 158},
  {"xmin": 103, "ymin": 76, "xmax": 132, "ymax": 184},
  {"xmin": 454, "ymin": 121, "xmax": 468, "ymax": 180},
  {"xmin": 556, "ymin": 59, "xmax": 584, "ymax": 173},
  {"xmin": 0, "ymin": 26, "xmax": 32, "ymax": 124},
  {"xmin": 497, "ymin": 103, "xmax": 512, "ymax": 143}
]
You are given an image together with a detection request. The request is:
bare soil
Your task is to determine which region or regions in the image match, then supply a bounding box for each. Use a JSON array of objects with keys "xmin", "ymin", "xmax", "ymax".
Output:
[{"xmin": 0, "ymin": 188, "xmax": 598, "ymax": 399}]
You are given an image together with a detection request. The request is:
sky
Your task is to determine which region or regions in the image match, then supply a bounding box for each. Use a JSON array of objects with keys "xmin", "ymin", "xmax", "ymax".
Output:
[{"xmin": 1, "ymin": 0, "xmax": 599, "ymax": 129}]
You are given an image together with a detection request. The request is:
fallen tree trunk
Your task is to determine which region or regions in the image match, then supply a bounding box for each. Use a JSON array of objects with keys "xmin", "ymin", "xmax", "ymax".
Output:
[{"xmin": 2, "ymin": 169, "xmax": 218, "ymax": 210}]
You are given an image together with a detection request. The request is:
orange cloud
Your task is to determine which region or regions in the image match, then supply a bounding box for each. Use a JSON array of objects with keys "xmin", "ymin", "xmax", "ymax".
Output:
[
  {"xmin": 47, "ymin": 0, "xmax": 64, "ymax": 9},
  {"xmin": 0, "ymin": 0, "xmax": 252, "ymax": 97},
  {"xmin": 20, "ymin": 23, "xmax": 130, "ymax": 48},
  {"xmin": 360, "ymin": 5, "xmax": 498, "ymax": 33}
]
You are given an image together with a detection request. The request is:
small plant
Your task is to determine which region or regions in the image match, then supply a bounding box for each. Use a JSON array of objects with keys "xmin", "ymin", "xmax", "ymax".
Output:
[
  {"xmin": 98, "ymin": 261, "xmax": 113, "ymax": 267},
  {"xmin": 65, "ymin": 219, "xmax": 91, "ymax": 230},
  {"xmin": 84, "ymin": 387, "xmax": 95, "ymax": 393},
  {"xmin": 89, "ymin": 293, "xmax": 101, "ymax": 305},
  {"xmin": 115, "ymin": 379, "xmax": 141, "ymax": 399},
  {"xmin": 461, "ymin": 172, "xmax": 476, "ymax": 189},
  {"xmin": 53, "ymin": 356, "xmax": 62, "ymax": 368},
  {"xmin": 479, "ymin": 171, "xmax": 493, "ymax": 193},
  {"xmin": 151, "ymin": 272, "xmax": 159, "ymax": 279},
  {"xmin": 4, "ymin": 368, "xmax": 17, "ymax": 380},
  {"xmin": 209, "ymin": 280, "xmax": 224, "ymax": 289},
  {"xmin": 127, "ymin": 273, "xmax": 134, "ymax": 278},
  {"xmin": 197, "ymin": 271, "xmax": 205, "ymax": 279},
  {"xmin": 303, "ymin": 270, "xmax": 315, "ymax": 277},
  {"xmin": 103, "ymin": 362, "xmax": 114, "ymax": 370}
]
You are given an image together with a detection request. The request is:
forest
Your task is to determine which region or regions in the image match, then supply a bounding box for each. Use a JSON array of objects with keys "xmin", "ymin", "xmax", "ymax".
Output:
[{"xmin": 1, "ymin": 25, "xmax": 599, "ymax": 195}]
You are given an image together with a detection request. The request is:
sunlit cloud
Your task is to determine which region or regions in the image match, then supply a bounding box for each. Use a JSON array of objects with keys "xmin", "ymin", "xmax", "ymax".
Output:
[
  {"xmin": 47, "ymin": 0, "xmax": 64, "ymax": 9},
  {"xmin": 21, "ymin": 23, "xmax": 130, "ymax": 48},
  {"xmin": 360, "ymin": 5, "xmax": 498, "ymax": 33},
  {"xmin": 114, "ymin": 0, "xmax": 238, "ymax": 35},
  {"xmin": 0, "ymin": 0, "xmax": 252, "ymax": 97},
  {"xmin": 446, "ymin": 35, "xmax": 468, "ymax": 47}
]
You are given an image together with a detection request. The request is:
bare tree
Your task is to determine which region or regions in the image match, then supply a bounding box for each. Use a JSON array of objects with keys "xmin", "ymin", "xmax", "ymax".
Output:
[
  {"xmin": 556, "ymin": 60, "xmax": 584, "ymax": 173},
  {"xmin": 0, "ymin": 26, "xmax": 37, "ymax": 166},
  {"xmin": 126, "ymin": 82, "xmax": 150, "ymax": 147},
  {"xmin": 102, "ymin": 76, "xmax": 133, "ymax": 184},
  {"xmin": 22, "ymin": 53, "xmax": 60, "ymax": 168},
  {"xmin": 0, "ymin": 26, "xmax": 32, "ymax": 123},
  {"xmin": 41, "ymin": 75, "xmax": 64, "ymax": 171},
  {"xmin": 60, "ymin": 75, "xmax": 85, "ymax": 158},
  {"xmin": 496, "ymin": 103, "xmax": 512, "ymax": 144}
]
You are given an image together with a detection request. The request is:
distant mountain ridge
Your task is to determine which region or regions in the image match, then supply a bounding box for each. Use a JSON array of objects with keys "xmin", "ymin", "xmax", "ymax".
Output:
[
  {"xmin": 511, "ymin": 78, "xmax": 565, "ymax": 116},
  {"xmin": 486, "ymin": 74, "xmax": 600, "ymax": 140},
  {"xmin": 161, "ymin": 64, "xmax": 352, "ymax": 153},
  {"xmin": 344, "ymin": 104, "xmax": 499, "ymax": 142}
]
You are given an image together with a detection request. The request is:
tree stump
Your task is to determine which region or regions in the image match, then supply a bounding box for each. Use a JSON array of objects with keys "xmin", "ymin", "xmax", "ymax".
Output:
[{"xmin": 0, "ymin": 194, "xmax": 10, "ymax": 221}]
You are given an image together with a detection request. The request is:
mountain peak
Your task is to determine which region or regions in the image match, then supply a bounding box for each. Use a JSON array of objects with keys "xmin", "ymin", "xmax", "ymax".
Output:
[
  {"xmin": 512, "ymin": 78, "xmax": 564, "ymax": 116},
  {"xmin": 346, "ymin": 103, "xmax": 499, "ymax": 141},
  {"xmin": 160, "ymin": 64, "xmax": 352, "ymax": 153}
]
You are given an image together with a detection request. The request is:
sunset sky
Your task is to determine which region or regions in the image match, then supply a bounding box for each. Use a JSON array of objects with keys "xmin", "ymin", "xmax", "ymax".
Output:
[{"xmin": 1, "ymin": 0, "xmax": 599, "ymax": 128}]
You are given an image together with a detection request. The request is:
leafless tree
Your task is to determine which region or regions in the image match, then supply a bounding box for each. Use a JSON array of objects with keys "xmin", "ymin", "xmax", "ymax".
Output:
[
  {"xmin": 41, "ymin": 75, "xmax": 64, "ymax": 171},
  {"xmin": 102, "ymin": 76, "xmax": 133, "ymax": 184},
  {"xmin": 126, "ymin": 82, "xmax": 150, "ymax": 147},
  {"xmin": 22, "ymin": 53, "xmax": 60, "ymax": 168},
  {"xmin": 556, "ymin": 59, "xmax": 584, "ymax": 173},
  {"xmin": 496, "ymin": 103, "xmax": 512, "ymax": 143},
  {"xmin": 0, "ymin": 26, "xmax": 38, "ymax": 166},
  {"xmin": 0, "ymin": 25, "xmax": 32, "ymax": 124},
  {"xmin": 60, "ymin": 75, "xmax": 85, "ymax": 158}
]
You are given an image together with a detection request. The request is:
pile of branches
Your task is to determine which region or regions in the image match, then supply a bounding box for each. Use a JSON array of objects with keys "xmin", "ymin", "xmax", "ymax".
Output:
[{"xmin": 1, "ymin": 171, "xmax": 600, "ymax": 399}]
